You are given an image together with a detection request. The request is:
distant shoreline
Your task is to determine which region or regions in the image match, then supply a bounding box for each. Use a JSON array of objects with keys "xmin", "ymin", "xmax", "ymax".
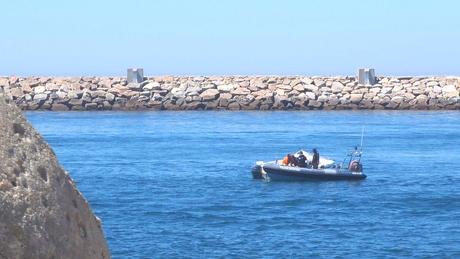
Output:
[{"xmin": 1, "ymin": 76, "xmax": 459, "ymax": 111}]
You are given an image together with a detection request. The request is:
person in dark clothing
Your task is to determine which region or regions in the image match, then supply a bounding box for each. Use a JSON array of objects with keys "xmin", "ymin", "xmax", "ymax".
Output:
[
  {"xmin": 287, "ymin": 154, "xmax": 297, "ymax": 166},
  {"xmin": 312, "ymin": 148, "xmax": 320, "ymax": 169},
  {"xmin": 297, "ymin": 153, "xmax": 307, "ymax": 168}
]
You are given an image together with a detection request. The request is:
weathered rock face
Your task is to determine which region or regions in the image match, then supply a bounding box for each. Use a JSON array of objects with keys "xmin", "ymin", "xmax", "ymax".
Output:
[
  {"xmin": 1, "ymin": 76, "xmax": 459, "ymax": 110},
  {"xmin": 0, "ymin": 89, "xmax": 110, "ymax": 259}
]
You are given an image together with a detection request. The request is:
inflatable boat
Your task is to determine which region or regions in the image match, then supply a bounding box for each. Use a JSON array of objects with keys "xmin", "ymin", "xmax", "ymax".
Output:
[{"xmin": 252, "ymin": 149, "xmax": 366, "ymax": 181}]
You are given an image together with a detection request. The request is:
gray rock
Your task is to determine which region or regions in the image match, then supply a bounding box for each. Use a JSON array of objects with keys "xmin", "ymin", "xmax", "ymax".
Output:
[
  {"xmin": 307, "ymin": 100, "xmax": 322, "ymax": 108},
  {"xmin": 127, "ymin": 83, "xmax": 142, "ymax": 90},
  {"xmin": 67, "ymin": 91, "xmax": 80, "ymax": 99},
  {"xmin": 34, "ymin": 85, "xmax": 46, "ymax": 94},
  {"xmin": 56, "ymin": 91, "xmax": 67, "ymax": 99},
  {"xmin": 33, "ymin": 93, "xmax": 48, "ymax": 101},
  {"xmin": 49, "ymin": 92, "xmax": 59, "ymax": 100},
  {"xmin": 69, "ymin": 99, "xmax": 83, "ymax": 106},
  {"xmin": 105, "ymin": 92, "xmax": 115, "ymax": 102},
  {"xmin": 386, "ymin": 101, "xmax": 399, "ymax": 109},
  {"xmin": 102, "ymin": 101, "xmax": 112, "ymax": 110},
  {"xmin": 51, "ymin": 103, "xmax": 70, "ymax": 111},
  {"xmin": 0, "ymin": 91, "xmax": 110, "ymax": 258},
  {"xmin": 171, "ymin": 88, "xmax": 186, "ymax": 98},
  {"xmin": 185, "ymin": 86, "xmax": 201, "ymax": 96},
  {"xmin": 142, "ymin": 82, "xmax": 161, "ymax": 90},
  {"xmin": 85, "ymin": 102, "xmax": 98, "ymax": 110}
]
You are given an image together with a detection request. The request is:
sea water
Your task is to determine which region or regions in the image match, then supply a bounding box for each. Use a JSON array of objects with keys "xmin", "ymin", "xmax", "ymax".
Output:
[{"xmin": 26, "ymin": 111, "xmax": 460, "ymax": 258}]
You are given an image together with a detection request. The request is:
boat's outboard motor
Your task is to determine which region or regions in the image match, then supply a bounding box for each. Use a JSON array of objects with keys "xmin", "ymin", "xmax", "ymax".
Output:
[{"xmin": 349, "ymin": 160, "xmax": 363, "ymax": 172}]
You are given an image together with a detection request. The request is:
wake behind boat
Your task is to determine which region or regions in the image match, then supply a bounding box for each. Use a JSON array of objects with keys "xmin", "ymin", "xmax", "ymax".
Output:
[{"xmin": 252, "ymin": 148, "xmax": 366, "ymax": 181}]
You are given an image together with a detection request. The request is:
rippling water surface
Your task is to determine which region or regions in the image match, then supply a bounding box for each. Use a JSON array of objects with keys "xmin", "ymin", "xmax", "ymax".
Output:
[{"xmin": 26, "ymin": 111, "xmax": 460, "ymax": 258}]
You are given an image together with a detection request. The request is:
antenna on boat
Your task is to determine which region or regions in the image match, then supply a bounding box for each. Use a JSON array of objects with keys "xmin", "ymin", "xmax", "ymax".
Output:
[{"xmin": 360, "ymin": 126, "xmax": 364, "ymax": 151}]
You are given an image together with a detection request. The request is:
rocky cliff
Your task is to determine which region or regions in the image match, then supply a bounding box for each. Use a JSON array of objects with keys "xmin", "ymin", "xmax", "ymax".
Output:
[
  {"xmin": 1, "ymin": 76, "xmax": 459, "ymax": 110},
  {"xmin": 0, "ymin": 88, "xmax": 110, "ymax": 258}
]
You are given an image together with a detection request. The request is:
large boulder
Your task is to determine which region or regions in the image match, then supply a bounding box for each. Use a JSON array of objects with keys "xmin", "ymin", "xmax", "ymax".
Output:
[
  {"xmin": 200, "ymin": 89, "xmax": 220, "ymax": 101},
  {"xmin": 0, "ymin": 89, "xmax": 110, "ymax": 259},
  {"xmin": 442, "ymin": 85, "xmax": 459, "ymax": 98}
]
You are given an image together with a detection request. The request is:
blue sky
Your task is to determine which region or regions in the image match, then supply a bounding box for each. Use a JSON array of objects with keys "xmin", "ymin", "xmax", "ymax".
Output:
[{"xmin": 1, "ymin": 0, "xmax": 459, "ymax": 76}]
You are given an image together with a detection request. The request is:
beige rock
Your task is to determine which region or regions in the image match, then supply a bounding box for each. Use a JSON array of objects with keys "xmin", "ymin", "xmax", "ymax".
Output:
[
  {"xmin": 381, "ymin": 87, "xmax": 392, "ymax": 94},
  {"xmin": 313, "ymin": 79, "xmax": 325, "ymax": 87},
  {"xmin": 369, "ymin": 87, "xmax": 381, "ymax": 94},
  {"xmin": 127, "ymin": 83, "xmax": 142, "ymax": 90},
  {"xmin": 426, "ymin": 81, "xmax": 438, "ymax": 87},
  {"xmin": 171, "ymin": 87, "xmax": 186, "ymax": 98},
  {"xmin": 202, "ymin": 83, "xmax": 216, "ymax": 90},
  {"xmin": 364, "ymin": 92, "xmax": 377, "ymax": 99},
  {"xmin": 156, "ymin": 76, "xmax": 175, "ymax": 83},
  {"xmin": 391, "ymin": 96, "xmax": 404, "ymax": 104},
  {"xmin": 232, "ymin": 87, "xmax": 251, "ymax": 95},
  {"xmin": 0, "ymin": 77, "xmax": 9, "ymax": 86},
  {"xmin": 251, "ymin": 81, "xmax": 267, "ymax": 89},
  {"xmin": 301, "ymin": 78, "xmax": 313, "ymax": 85},
  {"xmin": 293, "ymin": 84, "xmax": 304, "ymax": 92},
  {"xmin": 331, "ymin": 82, "xmax": 344, "ymax": 93},
  {"xmin": 220, "ymin": 93, "xmax": 233, "ymax": 100},
  {"xmin": 45, "ymin": 83, "xmax": 60, "ymax": 91},
  {"xmin": 143, "ymin": 82, "xmax": 161, "ymax": 90},
  {"xmin": 253, "ymin": 90, "xmax": 272, "ymax": 100},
  {"xmin": 416, "ymin": 94, "xmax": 429, "ymax": 104},
  {"xmin": 290, "ymin": 79, "xmax": 302, "ymax": 87},
  {"xmin": 307, "ymin": 100, "xmax": 322, "ymax": 108},
  {"xmin": 9, "ymin": 87, "xmax": 23, "ymax": 98},
  {"xmin": 193, "ymin": 76, "xmax": 205, "ymax": 82},
  {"xmin": 305, "ymin": 92, "xmax": 316, "ymax": 100},
  {"xmin": 34, "ymin": 85, "xmax": 46, "ymax": 94},
  {"xmin": 350, "ymin": 94, "xmax": 363, "ymax": 103},
  {"xmin": 442, "ymin": 85, "xmax": 459, "ymax": 98},
  {"xmin": 217, "ymin": 84, "xmax": 236, "ymax": 92},
  {"xmin": 327, "ymin": 96, "xmax": 340, "ymax": 106},
  {"xmin": 342, "ymin": 86, "xmax": 353, "ymax": 93},
  {"xmin": 228, "ymin": 102, "xmax": 241, "ymax": 110},
  {"xmin": 404, "ymin": 93, "xmax": 415, "ymax": 100},
  {"xmin": 0, "ymin": 90, "xmax": 110, "ymax": 258},
  {"xmin": 317, "ymin": 95, "xmax": 329, "ymax": 102},
  {"xmin": 238, "ymin": 81, "xmax": 250, "ymax": 88},
  {"xmin": 218, "ymin": 98, "xmax": 230, "ymax": 107},
  {"xmin": 200, "ymin": 89, "xmax": 220, "ymax": 101},
  {"xmin": 304, "ymin": 84, "xmax": 318, "ymax": 92}
]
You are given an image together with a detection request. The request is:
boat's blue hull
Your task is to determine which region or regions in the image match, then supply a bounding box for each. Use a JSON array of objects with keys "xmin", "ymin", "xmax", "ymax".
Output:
[{"xmin": 252, "ymin": 163, "xmax": 366, "ymax": 181}]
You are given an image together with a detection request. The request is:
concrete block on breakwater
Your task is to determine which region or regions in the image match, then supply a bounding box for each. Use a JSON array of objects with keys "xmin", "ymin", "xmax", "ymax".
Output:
[{"xmin": 0, "ymin": 75, "xmax": 459, "ymax": 111}]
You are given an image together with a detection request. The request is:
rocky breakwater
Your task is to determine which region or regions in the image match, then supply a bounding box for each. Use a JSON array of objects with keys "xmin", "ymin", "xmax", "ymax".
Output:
[
  {"xmin": 0, "ymin": 89, "xmax": 110, "ymax": 258},
  {"xmin": 1, "ymin": 76, "xmax": 459, "ymax": 110}
]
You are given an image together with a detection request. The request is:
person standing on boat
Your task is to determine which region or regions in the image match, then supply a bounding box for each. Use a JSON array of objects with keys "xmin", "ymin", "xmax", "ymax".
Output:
[{"xmin": 312, "ymin": 148, "xmax": 319, "ymax": 169}]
